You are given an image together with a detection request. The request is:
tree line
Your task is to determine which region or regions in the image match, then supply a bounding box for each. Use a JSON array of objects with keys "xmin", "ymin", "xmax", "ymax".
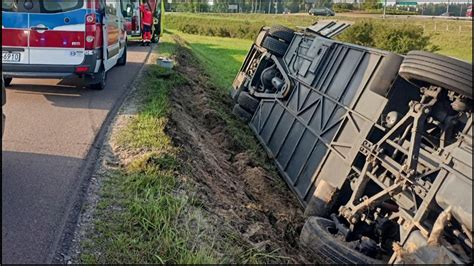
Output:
[
  {"xmin": 165, "ymin": 0, "xmax": 472, "ymax": 17},
  {"xmin": 165, "ymin": 0, "xmax": 331, "ymax": 13}
]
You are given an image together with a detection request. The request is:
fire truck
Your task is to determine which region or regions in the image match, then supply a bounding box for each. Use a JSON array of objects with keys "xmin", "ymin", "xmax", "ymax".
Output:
[{"xmin": 121, "ymin": 0, "xmax": 163, "ymax": 42}]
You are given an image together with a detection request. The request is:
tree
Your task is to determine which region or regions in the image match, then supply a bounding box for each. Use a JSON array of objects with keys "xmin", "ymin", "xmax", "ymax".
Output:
[
  {"xmin": 363, "ymin": 0, "xmax": 379, "ymax": 10},
  {"xmin": 284, "ymin": 0, "xmax": 301, "ymax": 13},
  {"xmin": 318, "ymin": 0, "xmax": 333, "ymax": 8}
]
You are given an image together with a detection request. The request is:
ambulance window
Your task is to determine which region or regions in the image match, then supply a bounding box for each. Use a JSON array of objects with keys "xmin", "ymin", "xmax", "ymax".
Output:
[
  {"xmin": 105, "ymin": 0, "xmax": 117, "ymax": 15},
  {"xmin": 2, "ymin": 0, "xmax": 19, "ymax": 12},
  {"xmin": 40, "ymin": 0, "xmax": 83, "ymax": 13}
]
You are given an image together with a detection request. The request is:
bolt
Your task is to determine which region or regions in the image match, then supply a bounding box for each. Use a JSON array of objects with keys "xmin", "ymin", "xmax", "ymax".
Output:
[
  {"xmin": 415, "ymin": 187, "xmax": 422, "ymax": 195},
  {"xmin": 397, "ymin": 217, "xmax": 404, "ymax": 225},
  {"xmin": 351, "ymin": 217, "xmax": 358, "ymax": 224},
  {"xmin": 424, "ymin": 107, "xmax": 430, "ymax": 114}
]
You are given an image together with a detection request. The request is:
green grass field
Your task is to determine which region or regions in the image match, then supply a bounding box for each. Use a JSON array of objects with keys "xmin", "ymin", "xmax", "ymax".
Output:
[
  {"xmin": 174, "ymin": 32, "xmax": 252, "ymax": 89},
  {"xmin": 165, "ymin": 12, "xmax": 472, "ymax": 62}
]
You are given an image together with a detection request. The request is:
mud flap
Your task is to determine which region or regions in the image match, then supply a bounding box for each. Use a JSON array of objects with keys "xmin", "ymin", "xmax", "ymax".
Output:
[{"xmin": 304, "ymin": 180, "xmax": 338, "ymax": 217}]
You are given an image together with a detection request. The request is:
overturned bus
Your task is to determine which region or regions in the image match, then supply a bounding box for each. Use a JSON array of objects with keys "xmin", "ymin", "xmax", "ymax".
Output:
[{"xmin": 231, "ymin": 21, "xmax": 473, "ymax": 264}]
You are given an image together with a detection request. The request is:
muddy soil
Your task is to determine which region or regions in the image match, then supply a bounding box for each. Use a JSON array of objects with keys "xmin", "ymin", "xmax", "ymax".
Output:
[{"xmin": 167, "ymin": 38, "xmax": 309, "ymax": 263}]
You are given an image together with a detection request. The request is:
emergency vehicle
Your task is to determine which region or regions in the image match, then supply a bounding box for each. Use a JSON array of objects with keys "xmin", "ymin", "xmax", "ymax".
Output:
[
  {"xmin": 2, "ymin": 0, "xmax": 128, "ymax": 90},
  {"xmin": 121, "ymin": 0, "xmax": 162, "ymax": 43}
]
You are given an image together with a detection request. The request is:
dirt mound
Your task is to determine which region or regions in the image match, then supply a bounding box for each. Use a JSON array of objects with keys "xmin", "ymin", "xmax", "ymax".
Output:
[{"xmin": 166, "ymin": 41, "xmax": 309, "ymax": 263}]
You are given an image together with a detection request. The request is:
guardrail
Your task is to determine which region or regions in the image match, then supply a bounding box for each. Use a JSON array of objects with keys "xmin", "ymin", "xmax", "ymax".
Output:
[{"xmin": 399, "ymin": 15, "xmax": 473, "ymax": 21}]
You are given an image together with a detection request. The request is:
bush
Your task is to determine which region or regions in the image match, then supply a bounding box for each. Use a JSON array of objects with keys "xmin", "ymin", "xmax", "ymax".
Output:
[
  {"xmin": 373, "ymin": 23, "xmax": 436, "ymax": 54},
  {"xmin": 333, "ymin": 3, "xmax": 355, "ymax": 12},
  {"xmin": 364, "ymin": 8, "xmax": 419, "ymax": 15},
  {"xmin": 165, "ymin": 15, "xmax": 264, "ymax": 40},
  {"xmin": 166, "ymin": 14, "xmax": 436, "ymax": 55},
  {"xmin": 337, "ymin": 20, "xmax": 375, "ymax": 47},
  {"xmin": 338, "ymin": 20, "xmax": 436, "ymax": 54}
]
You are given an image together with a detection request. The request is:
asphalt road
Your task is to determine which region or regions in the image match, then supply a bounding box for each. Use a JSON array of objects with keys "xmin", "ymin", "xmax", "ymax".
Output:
[{"xmin": 2, "ymin": 42, "xmax": 152, "ymax": 264}]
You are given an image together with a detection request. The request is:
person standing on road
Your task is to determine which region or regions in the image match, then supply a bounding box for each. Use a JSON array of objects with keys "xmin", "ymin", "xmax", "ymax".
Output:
[{"xmin": 139, "ymin": 2, "xmax": 153, "ymax": 46}]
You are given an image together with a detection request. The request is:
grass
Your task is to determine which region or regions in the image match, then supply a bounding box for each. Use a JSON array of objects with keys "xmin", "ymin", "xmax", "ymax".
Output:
[
  {"xmin": 80, "ymin": 35, "xmax": 219, "ymax": 264},
  {"xmin": 165, "ymin": 12, "xmax": 472, "ymax": 62},
  {"xmin": 174, "ymin": 32, "xmax": 252, "ymax": 89},
  {"xmin": 116, "ymin": 66, "xmax": 178, "ymax": 151},
  {"xmin": 80, "ymin": 33, "xmax": 286, "ymax": 263},
  {"xmin": 430, "ymin": 32, "xmax": 473, "ymax": 62}
]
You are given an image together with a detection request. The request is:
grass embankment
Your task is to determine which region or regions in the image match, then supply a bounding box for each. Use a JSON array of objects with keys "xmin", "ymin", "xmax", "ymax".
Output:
[
  {"xmin": 165, "ymin": 12, "xmax": 472, "ymax": 62},
  {"xmin": 80, "ymin": 36, "xmax": 218, "ymax": 263},
  {"xmin": 173, "ymin": 32, "xmax": 273, "ymax": 165},
  {"xmin": 80, "ymin": 32, "xmax": 296, "ymax": 263}
]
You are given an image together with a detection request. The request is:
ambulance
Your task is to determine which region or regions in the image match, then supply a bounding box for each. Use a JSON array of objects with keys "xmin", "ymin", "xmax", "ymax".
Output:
[
  {"xmin": 121, "ymin": 0, "xmax": 162, "ymax": 43},
  {"xmin": 2, "ymin": 0, "xmax": 129, "ymax": 90}
]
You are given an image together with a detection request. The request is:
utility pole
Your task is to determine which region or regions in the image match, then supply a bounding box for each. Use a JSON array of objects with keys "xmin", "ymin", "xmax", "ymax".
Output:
[
  {"xmin": 447, "ymin": 0, "xmax": 450, "ymax": 14},
  {"xmin": 383, "ymin": 0, "xmax": 387, "ymax": 19},
  {"xmin": 268, "ymin": 0, "xmax": 271, "ymax": 14}
]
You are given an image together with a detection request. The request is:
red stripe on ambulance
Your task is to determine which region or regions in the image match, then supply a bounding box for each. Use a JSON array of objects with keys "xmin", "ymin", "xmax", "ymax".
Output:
[
  {"xmin": 2, "ymin": 29, "xmax": 28, "ymax": 47},
  {"xmin": 29, "ymin": 31, "xmax": 85, "ymax": 48}
]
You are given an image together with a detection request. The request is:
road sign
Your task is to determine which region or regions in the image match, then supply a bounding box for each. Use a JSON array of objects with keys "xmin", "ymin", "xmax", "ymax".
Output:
[{"xmin": 396, "ymin": 1, "xmax": 417, "ymax": 6}]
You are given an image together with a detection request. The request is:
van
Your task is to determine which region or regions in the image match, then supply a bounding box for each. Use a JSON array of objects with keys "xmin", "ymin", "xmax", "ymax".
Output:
[{"xmin": 2, "ymin": 0, "xmax": 128, "ymax": 90}]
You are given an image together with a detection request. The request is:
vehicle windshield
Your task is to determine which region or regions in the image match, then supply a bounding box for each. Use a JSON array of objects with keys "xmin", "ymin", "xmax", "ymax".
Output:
[
  {"xmin": 41, "ymin": 0, "xmax": 83, "ymax": 13},
  {"xmin": 2, "ymin": 0, "xmax": 18, "ymax": 12},
  {"xmin": 2, "ymin": 0, "xmax": 84, "ymax": 13}
]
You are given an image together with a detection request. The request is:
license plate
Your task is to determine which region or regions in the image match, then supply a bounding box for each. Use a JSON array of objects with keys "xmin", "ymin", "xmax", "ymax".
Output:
[{"xmin": 2, "ymin": 52, "xmax": 21, "ymax": 63}]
